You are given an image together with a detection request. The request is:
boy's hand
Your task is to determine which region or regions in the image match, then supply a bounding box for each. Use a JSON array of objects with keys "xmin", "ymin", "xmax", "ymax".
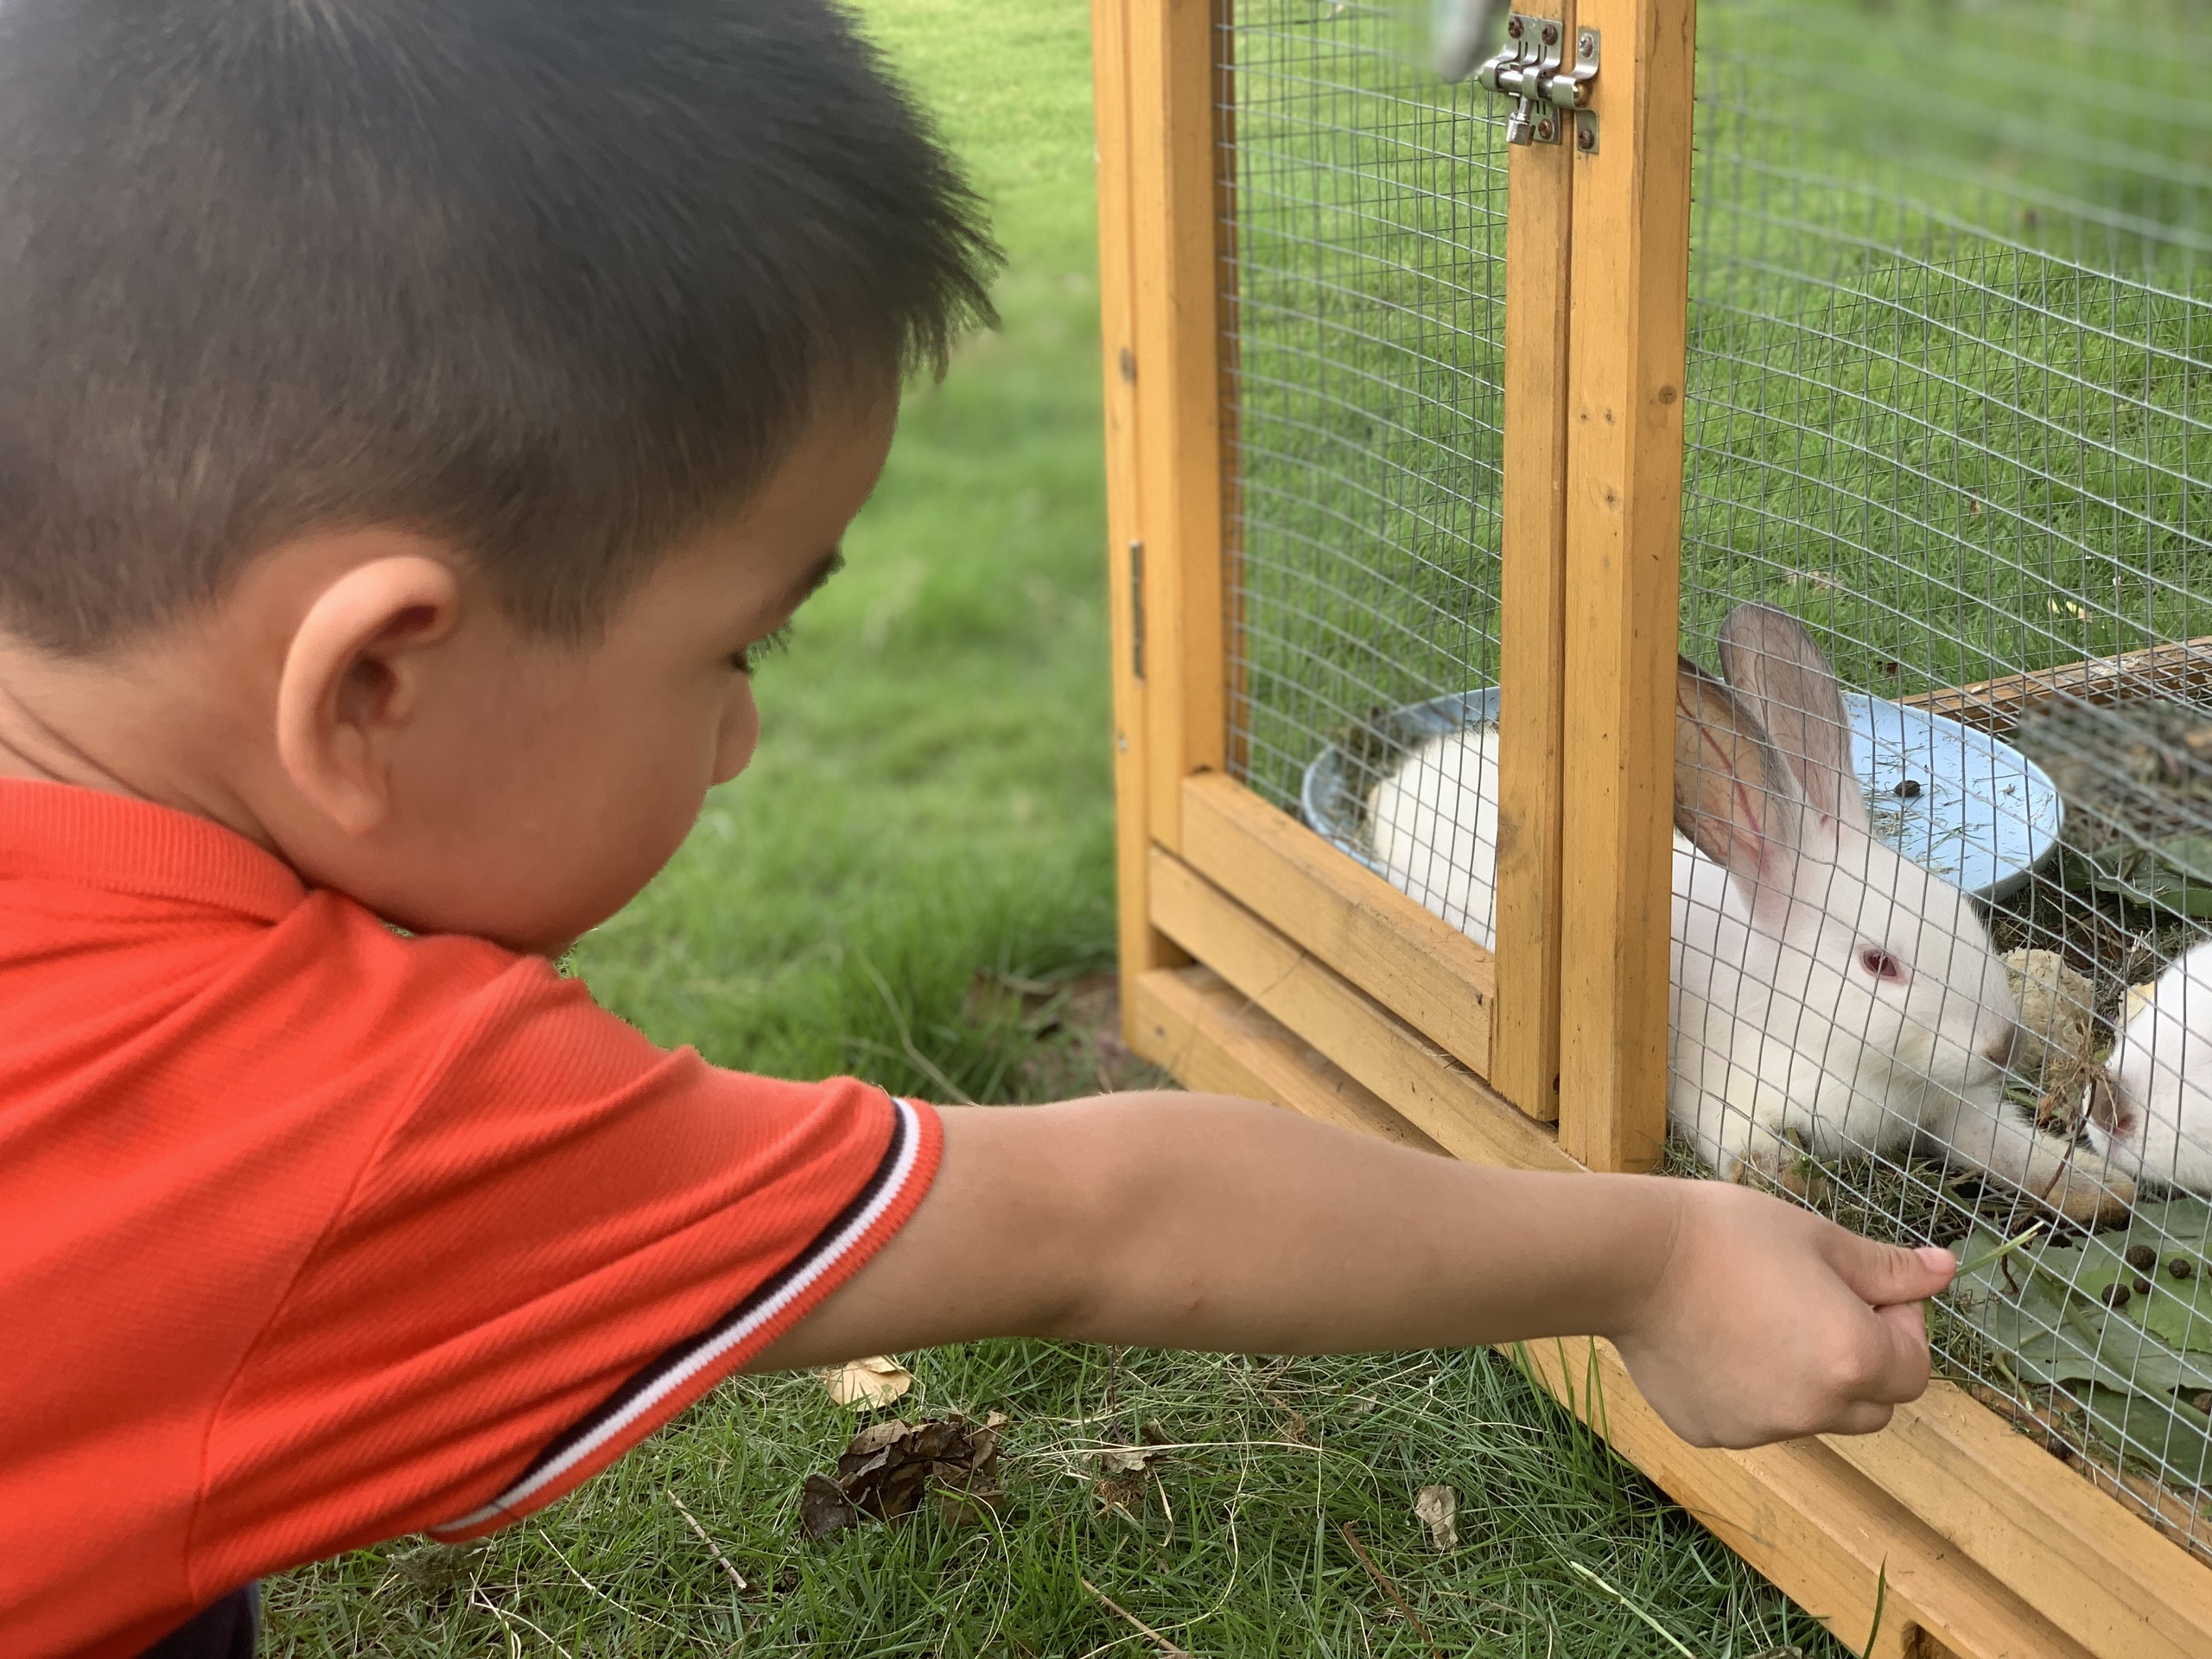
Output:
[{"xmin": 1607, "ymin": 1181, "xmax": 1955, "ymax": 1448}]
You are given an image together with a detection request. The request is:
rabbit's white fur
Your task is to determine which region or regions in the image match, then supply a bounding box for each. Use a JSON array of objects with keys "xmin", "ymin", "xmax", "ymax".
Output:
[
  {"xmin": 1368, "ymin": 606, "xmax": 2131, "ymax": 1221},
  {"xmin": 2088, "ymin": 939, "xmax": 2212, "ymax": 1192}
]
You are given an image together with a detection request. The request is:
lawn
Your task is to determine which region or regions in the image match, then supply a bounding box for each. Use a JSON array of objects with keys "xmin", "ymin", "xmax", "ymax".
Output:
[{"xmin": 258, "ymin": 0, "xmax": 2128, "ymax": 1652}]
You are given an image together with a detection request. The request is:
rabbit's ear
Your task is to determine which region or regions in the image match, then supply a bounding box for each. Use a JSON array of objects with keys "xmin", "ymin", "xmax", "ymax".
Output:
[
  {"xmin": 1716, "ymin": 603, "xmax": 1866, "ymax": 831},
  {"xmin": 1675, "ymin": 655, "xmax": 1803, "ymax": 925}
]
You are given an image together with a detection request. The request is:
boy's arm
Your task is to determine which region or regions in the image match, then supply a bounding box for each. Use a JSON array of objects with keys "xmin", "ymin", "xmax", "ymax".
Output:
[{"xmin": 748, "ymin": 1093, "xmax": 1954, "ymax": 1450}]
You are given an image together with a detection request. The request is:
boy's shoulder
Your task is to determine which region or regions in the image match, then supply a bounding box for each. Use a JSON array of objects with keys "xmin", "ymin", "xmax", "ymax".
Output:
[
  {"xmin": 3, "ymin": 770, "xmax": 512, "ymax": 987},
  {"xmin": 1, "ymin": 772, "xmax": 555, "ymax": 1138},
  {"xmin": 0, "ymin": 777, "xmax": 935, "ymax": 1655}
]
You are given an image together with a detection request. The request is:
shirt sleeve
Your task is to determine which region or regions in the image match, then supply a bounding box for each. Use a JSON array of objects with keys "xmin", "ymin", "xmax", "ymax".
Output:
[{"xmin": 188, "ymin": 946, "xmax": 941, "ymax": 1594}]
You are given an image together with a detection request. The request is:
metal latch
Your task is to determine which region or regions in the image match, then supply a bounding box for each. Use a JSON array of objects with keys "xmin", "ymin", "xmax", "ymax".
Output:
[{"xmin": 1476, "ymin": 15, "xmax": 1599, "ymax": 149}]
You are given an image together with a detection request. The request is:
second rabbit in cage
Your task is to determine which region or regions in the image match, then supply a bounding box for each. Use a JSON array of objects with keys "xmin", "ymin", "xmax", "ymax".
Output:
[
  {"xmin": 2089, "ymin": 939, "xmax": 2212, "ymax": 1193},
  {"xmin": 1368, "ymin": 603, "xmax": 2134, "ymax": 1224}
]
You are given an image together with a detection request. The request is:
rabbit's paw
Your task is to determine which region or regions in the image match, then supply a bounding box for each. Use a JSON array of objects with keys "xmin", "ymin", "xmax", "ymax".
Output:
[
  {"xmin": 1726, "ymin": 1137, "xmax": 1833, "ymax": 1207},
  {"xmin": 2037, "ymin": 1154, "xmax": 2134, "ymax": 1229}
]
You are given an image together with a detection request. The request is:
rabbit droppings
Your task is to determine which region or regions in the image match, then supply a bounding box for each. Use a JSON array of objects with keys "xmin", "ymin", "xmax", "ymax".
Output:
[
  {"xmin": 2089, "ymin": 939, "xmax": 2212, "ymax": 1193},
  {"xmin": 1368, "ymin": 603, "xmax": 2133, "ymax": 1226}
]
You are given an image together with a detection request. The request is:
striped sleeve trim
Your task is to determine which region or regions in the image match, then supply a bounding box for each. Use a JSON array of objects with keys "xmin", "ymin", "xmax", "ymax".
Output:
[{"xmin": 428, "ymin": 1096, "xmax": 925, "ymax": 1539}]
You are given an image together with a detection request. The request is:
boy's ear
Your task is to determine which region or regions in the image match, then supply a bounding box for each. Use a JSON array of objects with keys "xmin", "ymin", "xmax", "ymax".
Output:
[{"xmin": 275, "ymin": 556, "xmax": 462, "ymax": 836}]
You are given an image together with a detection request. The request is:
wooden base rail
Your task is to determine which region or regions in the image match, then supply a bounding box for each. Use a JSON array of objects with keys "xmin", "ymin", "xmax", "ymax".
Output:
[
  {"xmin": 1147, "ymin": 843, "xmax": 1569, "ymax": 1172},
  {"xmin": 1128, "ymin": 878, "xmax": 2212, "ymax": 1659},
  {"xmin": 1516, "ymin": 1338, "xmax": 2080, "ymax": 1659},
  {"xmin": 1179, "ymin": 772, "xmax": 1502, "ymax": 1093},
  {"xmin": 1827, "ymin": 1387, "xmax": 2212, "ymax": 1658}
]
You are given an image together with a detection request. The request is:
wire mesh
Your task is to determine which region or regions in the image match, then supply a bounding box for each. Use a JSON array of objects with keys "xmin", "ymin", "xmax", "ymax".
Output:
[
  {"xmin": 1678, "ymin": 0, "xmax": 2212, "ymax": 1548},
  {"xmin": 1220, "ymin": 0, "xmax": 1510, "ymax": 920},
  {"xmin": 1215, "ymin": 0, "xmax": 2212, "ymax": 1550}
]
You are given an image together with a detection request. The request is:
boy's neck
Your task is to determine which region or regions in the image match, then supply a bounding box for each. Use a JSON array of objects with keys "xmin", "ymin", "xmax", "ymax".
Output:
[{"xmin": 0, "ymin": 631, "xmax": 271, "ymax": 842}]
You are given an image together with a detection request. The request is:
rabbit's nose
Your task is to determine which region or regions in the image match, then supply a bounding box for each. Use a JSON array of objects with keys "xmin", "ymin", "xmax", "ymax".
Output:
[{"xmin": 1981, "ymin": 1024, "xmax": 2020, "ymax": 1070}]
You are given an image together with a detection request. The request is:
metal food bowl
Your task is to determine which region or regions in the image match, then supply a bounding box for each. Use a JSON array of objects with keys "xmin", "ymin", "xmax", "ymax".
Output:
[{"xmin": 1300, "ymin": 687, "xmax": 2063, "ymax": 904}]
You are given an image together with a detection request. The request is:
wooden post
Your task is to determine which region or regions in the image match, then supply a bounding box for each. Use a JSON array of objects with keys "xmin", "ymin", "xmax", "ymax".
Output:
[
  {"xmin": 1214, "ymin": 6, "xmax": 1247, "ymax": 785},
  {"xmin": 1093, "ymin": 0, "xmax": 1189, "ymax": 1037},
  {"xmin": 1491, "ymin": 8, "xmax": 1580, "ymax": 1126},
  {"xmin": 1124, "ymin": 0, "xmax": 1230, "ymax": 857},
  {"xmin": 1556, "ymin": 0, "xmax": 1695, "ymax": 1171}
]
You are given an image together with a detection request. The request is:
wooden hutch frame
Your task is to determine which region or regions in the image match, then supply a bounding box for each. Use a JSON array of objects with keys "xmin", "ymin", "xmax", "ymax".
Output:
[{"xmin": 1090, "ymin": 0, "xmax": 2212, "ymax": 1654}]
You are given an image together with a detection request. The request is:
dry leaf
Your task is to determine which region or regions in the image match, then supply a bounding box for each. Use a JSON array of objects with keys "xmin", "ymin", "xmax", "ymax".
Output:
[
  {"xmin": 1092, "ymin": 1475, "xmax": 1146, "ymax": 1515},
  {"xmin": 2004, "ymin": 948, "xmax": 2094, "ymax": 1076},
  {"xmin": 1089, "ymin": 1442, "xmax": 1164, "ymax": 1515},
  {"xmin": 1414, "ymin": 1484, "xmax": 1459, "ymax": 1552},
  {"xmin": 2001, "ymin": 948, "xmax": 2107, "ymax": 1135},
  {"xmin": 798, "ymin": 1415, "xmax": 1005, "ymax": 1540},
  {"xmin": 391, "ymin": 1540, "xmax": 488, "ymax": 1592},
  {"xmin": 798, "ymin": 1474, "xmax": 859, "ymax": 1540},
  {"xmin": 821, "ymin": 1354, "xmax": 914, "ymax": 1408}
]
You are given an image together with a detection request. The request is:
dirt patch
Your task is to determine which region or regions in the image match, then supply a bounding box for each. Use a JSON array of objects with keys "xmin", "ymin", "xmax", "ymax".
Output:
[{"xmin": 963, "ymin": 969, "xmax": 1178, "ymax": 1101}]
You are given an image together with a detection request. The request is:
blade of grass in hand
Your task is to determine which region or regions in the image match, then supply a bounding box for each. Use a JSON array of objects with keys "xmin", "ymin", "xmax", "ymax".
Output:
[{"xmin": 1952, "ymin": 1221, "xmax": 2046, "ymax": 1281}]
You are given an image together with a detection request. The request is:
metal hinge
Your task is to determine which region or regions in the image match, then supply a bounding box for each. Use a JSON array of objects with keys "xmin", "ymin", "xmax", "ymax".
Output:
[
  {"xmin": 1476, "ymin": 16, "xmax": 1599, "ymax": 150},
  {"xmin": 1128, "ymin": 540, "xmax": 1146, "ymax": 681}
]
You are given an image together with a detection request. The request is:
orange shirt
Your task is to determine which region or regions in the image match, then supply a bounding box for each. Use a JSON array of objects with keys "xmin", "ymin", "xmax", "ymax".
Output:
[{"xmin": 0, "ymin": 779, "xmax": 941, "ymax": 1656}]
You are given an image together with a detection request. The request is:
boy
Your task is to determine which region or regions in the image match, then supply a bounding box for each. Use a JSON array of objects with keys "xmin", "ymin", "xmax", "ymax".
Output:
[{"xmin": 0, "ymin": 2, "xmax": 1955, "ymax": 1653}]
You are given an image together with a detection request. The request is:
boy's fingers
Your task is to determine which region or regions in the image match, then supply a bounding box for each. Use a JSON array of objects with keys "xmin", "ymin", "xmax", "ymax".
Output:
[
  {"xmin": 1863, "ymin": 1300, "xmax": 1934, "ymax": 1403},
  {"xmin": 1825, "ymin": 1399, "xmax": 1897, "ymax": 1439},
  {"xmin": 1827, "ymin": 1233, "xmax": 1955, "ymax": 1309},
  {"xmin": 1703, "ymin": 1392, "xmax": 1897, "ymax": 1449}
]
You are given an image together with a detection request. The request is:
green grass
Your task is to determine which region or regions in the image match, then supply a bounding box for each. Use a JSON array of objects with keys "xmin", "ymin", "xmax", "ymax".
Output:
[{"xmin": 273, "ymin": 1347, "xmax": 1844, "ymax": 1658}]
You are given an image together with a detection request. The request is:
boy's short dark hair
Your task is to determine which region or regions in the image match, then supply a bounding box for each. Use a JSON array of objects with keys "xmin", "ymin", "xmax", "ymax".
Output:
[{"xmin": 0, "ymin": 0, "xmax": 998, "ymax": 652}]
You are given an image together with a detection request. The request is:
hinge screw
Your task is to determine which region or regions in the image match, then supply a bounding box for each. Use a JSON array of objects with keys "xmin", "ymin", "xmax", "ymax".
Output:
[
  {"xmin": 1541, "ymin": 21, "xmax": 1558, "ymax": 42},
  {"xmin": 1536, "ymin": 117, "xmax": 1555, "ymax": 140},
  {"xmin": 1576, "ymin": 122, "xmax": 1595, "ymax": 149},
  {"xmin": 1579, "ymin": 30, "xmax": 1595, "ymax": 54},
  {"xmin": 1506, "ymin": 15, "xmax": 1523, "ymax": 37}
]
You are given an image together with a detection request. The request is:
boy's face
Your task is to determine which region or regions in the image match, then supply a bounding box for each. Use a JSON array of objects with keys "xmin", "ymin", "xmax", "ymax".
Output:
[{"xmin": 262, "ymin": 404, "xmax": 896, "ymax": 954}]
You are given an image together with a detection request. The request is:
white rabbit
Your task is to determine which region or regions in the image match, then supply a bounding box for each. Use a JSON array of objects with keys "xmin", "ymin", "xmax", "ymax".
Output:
[
  {"xmin": 1368, "ymin": 602, "xmax": 2133, "ymax": 1224},
  {"xmin": 2088, "ymin": 940, "xmax": 2212, "ymax": 1192}
]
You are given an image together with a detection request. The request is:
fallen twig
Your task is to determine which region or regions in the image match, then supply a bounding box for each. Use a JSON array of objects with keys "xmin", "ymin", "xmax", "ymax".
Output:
[
  {"xmin": 1079, "ymin": 1576, "xmax": 1193, "ymax": 1657},
  {"xmin": 1339, "ymin": 1522, "xmax": 1443, "ymax": 1659},
  {"xmin": 666, "ymin": 1489, "xmax": 747, "ymax": 1592}
]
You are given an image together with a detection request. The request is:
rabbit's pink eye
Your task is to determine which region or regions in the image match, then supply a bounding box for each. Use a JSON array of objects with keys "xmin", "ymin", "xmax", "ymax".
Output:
[{"xmin": 1859, "ymin": 946, "xmax": 1905, "ymax": 982}]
